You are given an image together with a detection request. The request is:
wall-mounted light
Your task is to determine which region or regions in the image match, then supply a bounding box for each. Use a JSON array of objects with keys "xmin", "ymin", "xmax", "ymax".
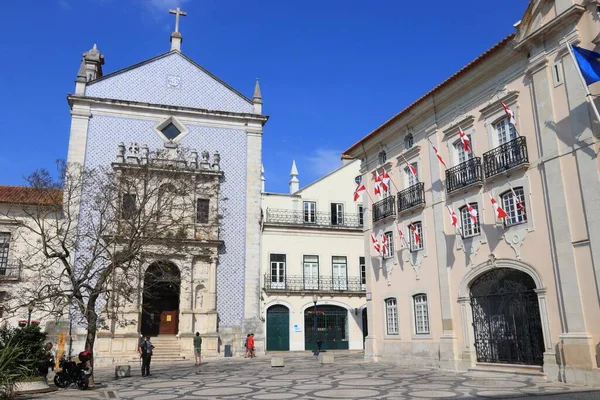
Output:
[{"xmin": 354, "ymin": 308, "xmax": 359, "ymax": 316}]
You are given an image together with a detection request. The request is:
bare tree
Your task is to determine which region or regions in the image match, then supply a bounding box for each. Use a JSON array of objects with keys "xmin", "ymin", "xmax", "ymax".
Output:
[{"xmin": 2, "ymin": 145, "xmax": 222, "ymax": 379}]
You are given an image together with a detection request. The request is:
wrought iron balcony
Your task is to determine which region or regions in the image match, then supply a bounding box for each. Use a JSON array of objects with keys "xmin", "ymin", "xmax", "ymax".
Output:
[
  {"xmin": 372, "ymin": 196, "xmax": 396, "ymax": 222},
  {"xmin": 397, "ymin": 183, "xmax": 425, "ymax": 213},
  {"xmin": 445, "ymin": 157, "xmax": 483, "ymax": 194},
  {"xmin": 483, "ymin": 137, "xmax": 529, "ymax": 178},
  {"xmin": 0, "ymin": 262, "xmax": 22, "ymax": 281},
  {"xmin": 264, "ymin": 209, "xmax": 363, "ymax": 229},
  {"xmin": 264, "ymin": 275, "xmax": 365, "ymax": 293}
]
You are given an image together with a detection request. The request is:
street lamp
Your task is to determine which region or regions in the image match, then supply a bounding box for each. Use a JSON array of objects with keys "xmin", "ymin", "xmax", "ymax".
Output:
[
  {"xmin": 312, "ymin": 293, "xmax": 319, "ymax": 356},
  {"xmin": 27, "ymin": 303, "xmax": 34, "ymax": 326}
]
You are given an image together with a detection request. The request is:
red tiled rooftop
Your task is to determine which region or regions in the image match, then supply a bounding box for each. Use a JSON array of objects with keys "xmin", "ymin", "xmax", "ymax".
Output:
[{"xmin": 0, "ymin": 185, "xmax": 63, "ymax": 206}]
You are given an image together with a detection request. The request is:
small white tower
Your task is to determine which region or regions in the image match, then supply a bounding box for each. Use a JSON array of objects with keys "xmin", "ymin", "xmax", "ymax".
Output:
[
  {"xmin": 253, "ymin": 79, "xmax": 263, "ymax": 114},
  {"xmin": 289, "ymin": 160, "xmax": 299, "ymax": 194},
  {"xmin": 261, "ymin": 164, "xmax": 266, "ymax": 193}
]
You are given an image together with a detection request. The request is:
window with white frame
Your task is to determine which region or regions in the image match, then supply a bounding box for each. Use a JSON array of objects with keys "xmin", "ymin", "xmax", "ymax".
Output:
[
  {"xmin": 460, "ymin": 203, "xmax": 480, "ymax": 238},
  {"xmin": 359, "ymin": 257, "xmax": 366, "ymax": 290},
  {"xmin": 0, "ymin": 233, "xmax": 10, "ymax": 274},
  {"xmin": 303, "ymin": 201, "xmax": 316, "ymax": 223},
  {"xmin": 454, "ymin": 135, "xmax": 473, "ymax": 165},
  {"xmin": 501, "ymin": 187, "xmax": 527, "ymax": 227},
  {"xmin": 357, "ymin": 204, "xmax": 364, "ymax": 226},
  {"xmin": 404, "ymin": 134, "xmax": 414, "ymax": 150},
  {"xmin": 303, "ymin": 255, "xmax": 319, "ymax": 290},
  {"xmin": 332, "ymin": 256, "xmax": 348, "ymax": 290},
  {"xmin": 385, "ymin": 298, "xmax": 399, "ymax": 335},
  {"xmin": 494, "ymin": 117, "xmax": 517, "ymax": 146},
  {"xmin": 413, "ymin": 294, "xmax": 430, "ymax": 334},
  {"xmin": 409, "ymin": 221, "xmax": 424, "ymax": 252},
  {"xmin": 270, "ymin": 254, "xmax": 286, "ymax": 289},
  {"xmin": 384, "ymin": 231, "xmax": 394, "ymax": 258},
  {"xmin": 404, "ymin": 163, "xmax": 419, "ymax": 187},
  {"xmin": 331, "ymin": 203, "xmax": 344, "ymax": 226}
]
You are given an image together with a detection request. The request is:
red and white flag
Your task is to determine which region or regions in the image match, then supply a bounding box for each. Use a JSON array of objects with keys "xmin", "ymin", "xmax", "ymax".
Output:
[
  {"xmin": 458, "ymin": 127, "xmax": 471, "ymax": 152},
  {"xmin": 370, "ymin": 232, "xmax": 381, "ymax": 255},
  {"xmin": 510, "ymin": 187, "xmax": 525, "ymax": 213},
  {"xmin": 374, "ymin": 171, "xmax": 382, "ymax": 196},
  {"xmin": 431, "ymin": 144, "xmax": 447, "ymax": 168},
  {"xmin": 409, "ymin": 222, "xmax": 420, "ymax": 245},
  {"xmin": 466, "ymin": 203, "xmax": 478, "ymax": 224},
  {"xmin": 500, "ymin": 101, "xmax": 516, "ymax": 127},
  {"xmin": 395, "ymin": 221, "xmax": 408, "ymax": 248},
  {"xmin": 403, "ymin": 157, "xmax": 417, "ymax": 178},
  {"xmin": 446, "ymin": 205, "xmax": 458, "ymax": 227},
  {"xmin": 489, "ymin": 193, "xmax": 508, "ymax": 219},
  {"xmin": 380, "ymin": 169, "xmax": 391, "ymax": 193},
  {"xmin": 379, "ymin": 230, "xmax": 388, "ymax": 256},
  {"xmin": 353, "ymin": 182, "xmax": 366, "ymax": 202}
]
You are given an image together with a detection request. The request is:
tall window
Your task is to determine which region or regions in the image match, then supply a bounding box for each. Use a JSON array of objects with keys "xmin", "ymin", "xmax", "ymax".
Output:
[
  {"xmin": 460, "ymin": 203, "xmax": 480, "ymax": 238},
  {"xmin": 501, "ymin": 187, "xmax": 527, "ymax": 227},
  {"xmin": 404, "ymin": 134, "xmax": 414, "ymax": 150},
  {"xmin": 357, "ymin": 204, "xmax": 364, "ymax": 226},
  {"xmin": 122, "ymin": 194, "xmax": 136, "ymax": 220},
  {"xmin": 409, "ymin": 222, "xmax": 424, "ymax": 252},
  {"xmin": 385, "ymin": 298, "xmax": 399, "ymax": 335},
  {"xmin": 405, "ymin": 163, "xmax": 419, "ymax": 187},
  {"xmin": 378, "ymin": 150, "xmax": 387, "ymax": 164},
  {"xmin": 196, "ymin": 199, "xmax": 210, "ymax": 223},
  {"xmin": 359, "ymin": 257, "xmax": 366, "ymax": 290},
  {"xmin": 454, "ymin": 136, "xmax": 473, "ymax": 165},
  {"xmin": 413, "ymin": 294, "xmax": 430, "ymax": 334},
  {"xmin": 494, "ymin": 117, "xmax": 517, "ymax": 145},
  {"xmin": 331, "ymin": 203, "xmax": 344, "ymax": 226},
  {"xmin": 303, "ymin": 201, "xmax": 316, "ymax": 224},
  {"xmin": 384, "ymin": 231, "xmax": 394, "ymax": 258},
  {"xmin": 0, "ymin": 233, "xmax": 10, "ymax": 275},
  {"xmin": 270, "ymin": 254, "xmax": 286, "ymax": 289},
  {"xmin": 332, "ymin": 256, "xmax": 348, "ymax": 290},
  {"xmin": 303, "ymin": 255, "xmax": 319, "ymax": 290}
]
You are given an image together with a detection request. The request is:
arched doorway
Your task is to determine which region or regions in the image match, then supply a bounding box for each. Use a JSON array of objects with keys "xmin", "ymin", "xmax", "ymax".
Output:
[
  {"xmin": 304, "ymin": 305, "xmax": 349, "ymax": 351},
  {"xmin": 362, "ymin": 308, "xmax": 368, "ymax": 349},
  {"xmin": 266, "ymin": 305, "xmax": 289, "ymax": 351},
  {"xmin": 141, "ymin": 261, "xmax": 181, "ymax": 336},
  {"xmin": 470, "ymin": 268, "xmax": 544, "ymax": 365}
]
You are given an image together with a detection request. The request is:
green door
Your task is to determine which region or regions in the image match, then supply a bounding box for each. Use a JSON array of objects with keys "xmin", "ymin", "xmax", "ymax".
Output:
[
  {"xmin": 266, "ymin": 305, "xmax": 289, "ymax": 351},
  {"xmin": 304, "ymin": 305, "xmax": 349, "ymax": 350}
]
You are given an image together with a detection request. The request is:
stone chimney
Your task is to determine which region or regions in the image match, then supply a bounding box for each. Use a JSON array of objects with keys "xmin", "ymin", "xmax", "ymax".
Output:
[{"xmin": 289, "ymin": 160, "xmax": 299, "ymax": 194}]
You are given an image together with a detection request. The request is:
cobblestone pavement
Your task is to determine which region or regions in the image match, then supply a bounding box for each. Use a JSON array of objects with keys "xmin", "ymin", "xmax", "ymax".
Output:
[{"xmin": 24, "ymin": 352, "xmax": 600, "ymax": 399}]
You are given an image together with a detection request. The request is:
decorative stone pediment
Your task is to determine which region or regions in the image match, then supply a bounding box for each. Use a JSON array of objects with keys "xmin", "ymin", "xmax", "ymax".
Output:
[
  {"xmin": 479, "ymin": 90, "xmax": 519, "ymax": 118},
  {"xmin": 396, "ymin": 144, "xmax": 421, "ymax": 163},
  {"xmin": 442, "ymin": 115, "xmax": 475, "ymax": 140}
]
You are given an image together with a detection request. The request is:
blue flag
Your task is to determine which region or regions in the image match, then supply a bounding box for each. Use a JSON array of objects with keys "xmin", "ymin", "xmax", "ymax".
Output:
[{"xmin": 572, "ymin": 45, "xmax": 600, "ymax": 86}]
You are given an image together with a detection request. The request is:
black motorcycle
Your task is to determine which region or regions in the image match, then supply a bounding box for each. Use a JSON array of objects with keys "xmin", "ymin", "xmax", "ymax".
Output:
[{"xmin": 53, "ymin": 353, "xmax": 92, "ymax": 389}]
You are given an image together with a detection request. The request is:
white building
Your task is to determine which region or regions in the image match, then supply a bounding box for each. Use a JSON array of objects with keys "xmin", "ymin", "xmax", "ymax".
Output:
[{"xmin": 260, "ymin": 158, "xmax": 367, "ymax": 352}]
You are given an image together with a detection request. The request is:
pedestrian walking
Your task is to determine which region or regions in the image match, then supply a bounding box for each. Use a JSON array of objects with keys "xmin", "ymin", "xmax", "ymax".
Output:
[
  {"xmin": 244, "ymin": 334, "xmax": 250, "ymax": 358},
  {"xmin": 193, "ymin": 332, "xmax": 202, "ymax": 366},
  {"xmin": 138, "ymin": 336, "xmax": 154, "ymax": 377},
  {"xmin": 248, "ymin": 333, "xmax": 255, "ymax": 358}
]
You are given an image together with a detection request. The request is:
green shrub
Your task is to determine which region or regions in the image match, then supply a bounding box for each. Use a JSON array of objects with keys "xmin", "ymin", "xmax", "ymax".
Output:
[
  {"xmin": 0, "ymin": 341, "xmax": 28, "ymax": 400},
  {"xmin": 0, "ymin": 325, "xmax": 47, "ymax": 378}
]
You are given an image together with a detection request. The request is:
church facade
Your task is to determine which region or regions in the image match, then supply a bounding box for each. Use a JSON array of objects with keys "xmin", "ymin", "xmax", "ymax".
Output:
[
  {"xmin": 343, "ymin": 0, "xmax": 600, "ymax": 386},
  {"xmin": 65, "ymin": 25, "xmax": 267, "ymax": 362}
]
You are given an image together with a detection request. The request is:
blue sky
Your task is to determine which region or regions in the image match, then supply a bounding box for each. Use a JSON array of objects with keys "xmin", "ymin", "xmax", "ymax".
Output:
[{"xmin": 0, "ymin": 0, "xmax": 526, "ymax": 193}]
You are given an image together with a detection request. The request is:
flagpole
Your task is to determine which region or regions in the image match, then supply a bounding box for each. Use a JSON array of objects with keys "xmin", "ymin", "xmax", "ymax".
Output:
[
  {"xmin": 426, "ymin": 137, "xmax": 448, "ymax": 170},
  {"xmin": 568, "ymin": 42, "xmax": 600, "ymax": 124}
]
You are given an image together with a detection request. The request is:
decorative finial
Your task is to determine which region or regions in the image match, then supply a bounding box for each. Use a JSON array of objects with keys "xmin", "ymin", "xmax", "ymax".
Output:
[
  {"xmin": 253, "ymin": 78, "xmax": 263, "ymax": 114},
  {"xmin": 289, "ymin": 160, "xmax": 299, "ymax": 194},
  {"xmin": 169, "ymin": 7, "xmax": 187, "ymax": 51}
]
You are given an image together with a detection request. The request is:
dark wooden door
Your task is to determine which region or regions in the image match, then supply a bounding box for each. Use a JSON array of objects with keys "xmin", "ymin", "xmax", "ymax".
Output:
[
  {"xmin": 159, "ymin": 311, "xmax": 178, "ymax": 334},
  {"xmin": 266, "ymin": 306, "xmax": 289, "ymax": 351}
]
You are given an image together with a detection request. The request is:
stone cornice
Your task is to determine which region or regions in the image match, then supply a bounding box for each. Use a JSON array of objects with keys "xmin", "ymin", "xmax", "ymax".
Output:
[
  {"xmin": 396, "ymin": 144, "xmax": 421, "ymax": 162},
  {"xmin": 442, "ymin": 115, "xmax": 475, "ymax": 139},
  {"xmin": 479, "ymin": 91, "xmax": 519, "ymax": 118},
  {"xmin": 515, "ymin": 4, "xmax": 585, "ymax": 50}
]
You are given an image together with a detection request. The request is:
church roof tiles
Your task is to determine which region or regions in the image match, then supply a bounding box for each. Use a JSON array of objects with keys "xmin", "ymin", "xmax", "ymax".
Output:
[{"xmin": 0, "ymin": 185, "xmax": 62, "ymax": 206}]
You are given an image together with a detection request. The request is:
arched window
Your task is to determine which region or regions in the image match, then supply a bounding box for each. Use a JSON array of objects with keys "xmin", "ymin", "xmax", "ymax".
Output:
[
  {"xmin": 459, "ymin": 203, "xmax": 480, "ymax": 238},
  {"xmin": 404, "ymin": 134, "xmax": 414, "ymax": 150},
  {"xmin": 378, "ymin": 150, "xmax": 387, "ymax": 165},
  {"xmin": 409, "ymin": 221, "xmax": 424, "ymax": 252},
  {"xmin": 385, "ymin": 298, "xmax": 398, "ymax": 335},
  {"xmin": 454, "ymin": 135, "xmax": 473, "ymax": 165},
  {"xmin": 501, "ymin": 187, "xmax": 527, "ymax": 227},
  {"xmin": 413, "ymin": 294, "xmax": 430, "ymax": 334}
]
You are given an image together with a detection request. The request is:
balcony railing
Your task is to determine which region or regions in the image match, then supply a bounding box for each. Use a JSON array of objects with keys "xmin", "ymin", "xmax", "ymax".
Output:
[
  {"xmin": 397, "ymin": 183, "xmax": 425, "ymax": 213},
  {"xmin": 264, "ymin": 275, "xmax": 365, "ymax": 292},
  {"xmin": 445, "ymin": 157, "xmax": 483, "ymax": 194},
  {"xmin": 0, "ymin": 262, "xmax": 22, "ymax": 281},
  {"xmin": 372, "ymin": 196, "xmax": 396, "ymax": 222},
  {"xmin": 483, "ymin": 137, "xmax": 529, "ymax": 178},
  {"xmin": 264, "ymin": 209, "xmax": 363, "ymax": 229}
]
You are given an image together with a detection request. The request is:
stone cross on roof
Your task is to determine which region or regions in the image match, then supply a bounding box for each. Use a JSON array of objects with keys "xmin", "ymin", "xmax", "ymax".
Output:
[{"xmin": 169, "ymin": 7, "xmax": 187, "ymax": 33}]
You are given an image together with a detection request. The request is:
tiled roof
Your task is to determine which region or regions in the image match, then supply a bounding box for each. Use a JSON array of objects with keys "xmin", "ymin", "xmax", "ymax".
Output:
[
  {"xmin": 343, "ymin": 34, "xmax": 517, "ymax": 156},
  {"xmin": 0, "ymin": 185, "xmax": 63, "ymax": 206}
]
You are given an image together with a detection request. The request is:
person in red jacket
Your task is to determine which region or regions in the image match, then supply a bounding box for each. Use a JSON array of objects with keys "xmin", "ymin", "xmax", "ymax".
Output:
[{"xmin": 247, "ymin": 333, "xmax": 255, "ymax": 358}]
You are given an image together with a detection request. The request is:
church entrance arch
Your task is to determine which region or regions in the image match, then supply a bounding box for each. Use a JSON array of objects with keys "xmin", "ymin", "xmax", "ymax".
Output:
[
  {"xmin": 304, "ymin": 305, "xmax": 349, "ymax": 351},
  {"xmin": 266, "ymin": 305, "xmax": 290, "ymax": 351},
  {"xmin": 141, "ymin": 261, "xmax": 181, "ymax": 336},
  {"xmin": 469, "ymin": 267, "xmax": 544, "ymax": 366}
]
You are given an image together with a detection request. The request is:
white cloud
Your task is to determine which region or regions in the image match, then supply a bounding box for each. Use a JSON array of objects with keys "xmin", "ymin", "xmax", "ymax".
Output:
[
  {"xmin": 305, "ymin": 148, "xmax": 342, "ymax": 176},
  {"xmin": 145, "ymin": 0, "xmax": 189, "ymax": 14}
]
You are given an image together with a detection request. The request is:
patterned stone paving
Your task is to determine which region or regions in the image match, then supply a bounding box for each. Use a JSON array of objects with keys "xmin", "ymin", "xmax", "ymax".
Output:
[{"xmin": 25, "ymin": 352, "xmax": 600, "ymax": 399}]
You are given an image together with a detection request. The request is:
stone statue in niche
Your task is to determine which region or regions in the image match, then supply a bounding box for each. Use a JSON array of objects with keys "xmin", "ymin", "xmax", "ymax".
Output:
[{"xmin": 195, "ymin": 284, "xmax": 207, "ymax": 310}]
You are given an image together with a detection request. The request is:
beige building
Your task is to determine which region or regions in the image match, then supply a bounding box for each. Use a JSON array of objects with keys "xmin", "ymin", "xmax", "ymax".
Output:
[
  {"xmin": 260, "ymin": 159, "xmax": 367, "ymax": 352},
  {"xmin": 343, "ymin": 0, "xmax": 600, "ymax": 386}
]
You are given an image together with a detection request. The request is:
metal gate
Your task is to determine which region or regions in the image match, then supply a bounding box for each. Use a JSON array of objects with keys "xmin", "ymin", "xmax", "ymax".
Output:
[
  {"xmin": 304, "ymin": 305, "xmax": 349, "ymax": 351},
  {"xmin": 470, "ymin": 268, "xmax": 545, "ymax": 366},
  {"xmin": 266, "ymin": 305, "xmax": 289, "ymax": 351}
]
